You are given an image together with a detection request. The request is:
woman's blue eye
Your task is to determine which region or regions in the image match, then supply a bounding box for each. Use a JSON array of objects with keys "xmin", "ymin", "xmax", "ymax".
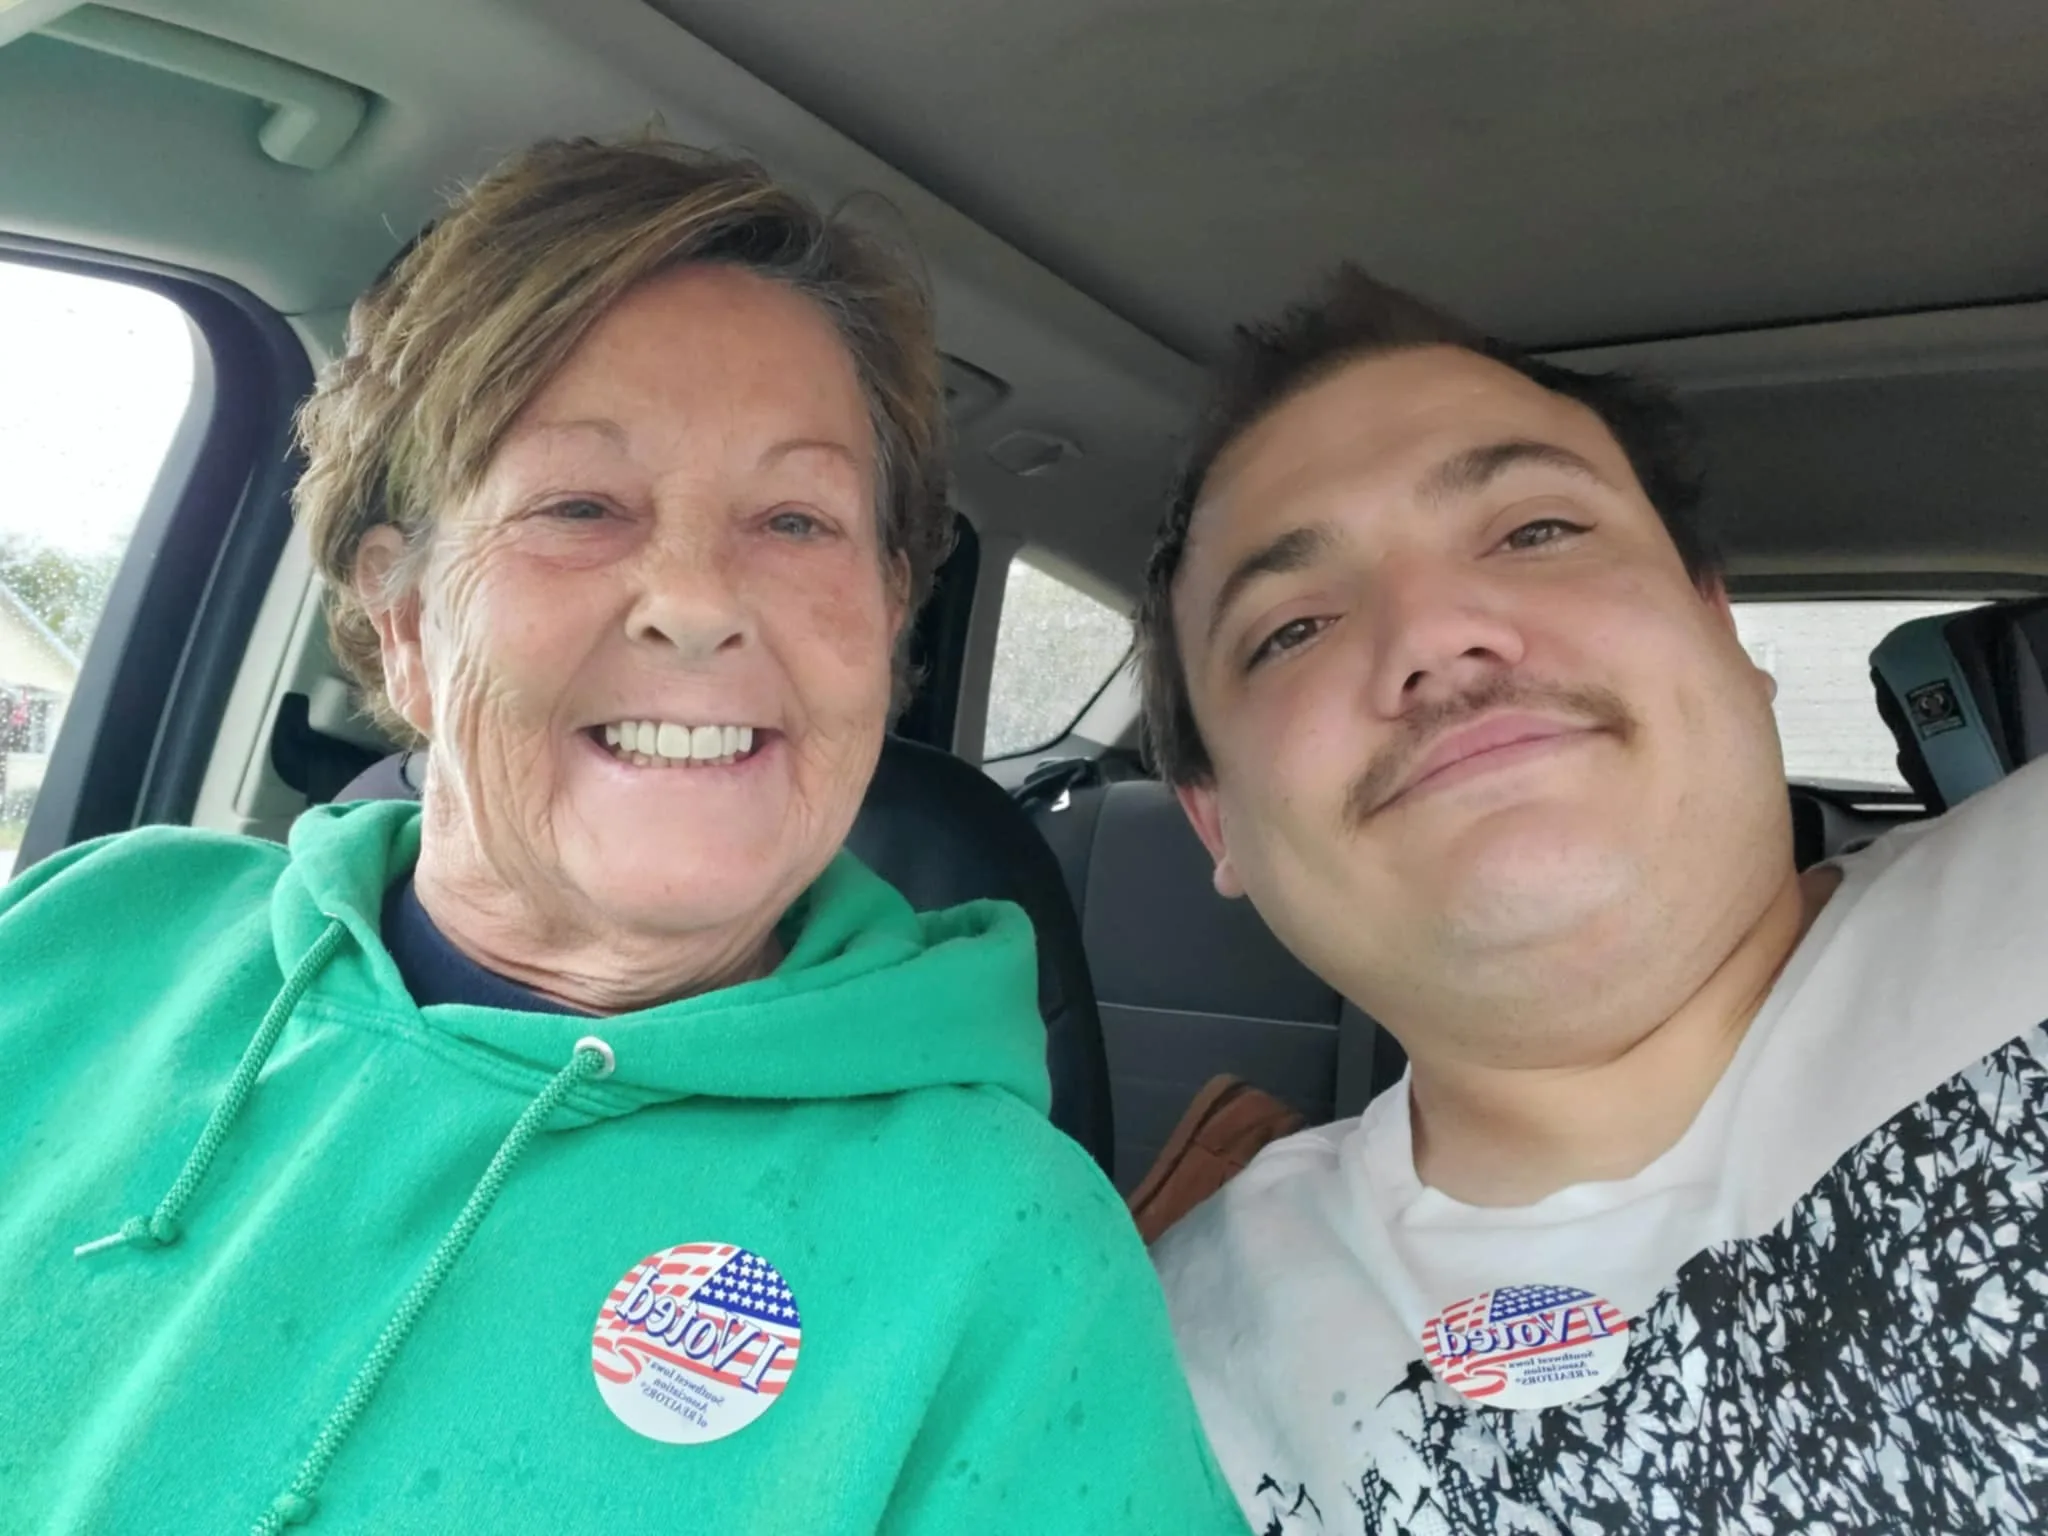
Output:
[
  {"xmin": 547, "ymin": 498, "xmax": 610, "ymax": 522},
  {"xmin": 767, "ymin": 509, "xmax": 825, "ymax": 539},
  {"xmin": 1248, "ymin": 615, "xmax": 1327, "ymax": 670}
]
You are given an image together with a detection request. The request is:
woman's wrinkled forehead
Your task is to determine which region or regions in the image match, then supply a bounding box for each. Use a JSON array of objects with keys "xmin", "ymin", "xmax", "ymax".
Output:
[{"xmin": 458, "ymin": 265, "xmax": 879, "ymax": 502}]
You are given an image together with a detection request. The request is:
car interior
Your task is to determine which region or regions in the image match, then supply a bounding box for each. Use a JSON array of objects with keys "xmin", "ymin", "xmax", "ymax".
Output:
[{"xmin": 4, "ymin": 0, "xmax": 2046, "ymax": 1195}]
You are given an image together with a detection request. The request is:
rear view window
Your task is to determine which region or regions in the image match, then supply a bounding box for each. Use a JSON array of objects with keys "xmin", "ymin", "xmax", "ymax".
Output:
[
  {"xmin": 983, "ymin": 555, "xmax": 1130, "ymax": 759},
  {"xmin": 1733, "ymin": 599, "xmax": 1978, "ymax": 791}
]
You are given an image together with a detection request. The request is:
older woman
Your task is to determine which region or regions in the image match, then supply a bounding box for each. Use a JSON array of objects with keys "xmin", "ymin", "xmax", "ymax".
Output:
[{"xmin": 0, "ymin": 139, "xmax": 1246, "ymax": 1535}]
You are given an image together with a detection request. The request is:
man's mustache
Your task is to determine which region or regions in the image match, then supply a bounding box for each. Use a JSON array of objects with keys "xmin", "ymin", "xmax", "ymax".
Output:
[{"xmin": 1343, "ymin": 675, "xmax": 1637, "ymax": 828}]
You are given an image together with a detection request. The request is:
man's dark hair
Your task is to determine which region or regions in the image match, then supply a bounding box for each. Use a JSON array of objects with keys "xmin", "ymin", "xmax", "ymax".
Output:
[{"xmin": 1135, "ymin": 264, "xmax": 1718, "ymax": 786}]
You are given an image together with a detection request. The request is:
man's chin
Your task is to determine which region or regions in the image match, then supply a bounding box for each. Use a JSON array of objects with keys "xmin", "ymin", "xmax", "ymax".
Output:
[{"xmin": 1427, "ymin": 831, "xmax": 1643, "ymax": 954}]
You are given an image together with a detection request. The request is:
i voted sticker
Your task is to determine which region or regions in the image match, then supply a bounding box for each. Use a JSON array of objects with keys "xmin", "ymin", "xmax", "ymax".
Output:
[
  {"xmin": 591, "ymin": 1242, "xmax": 803, "ymax": 1443},
  {"xmin": 1421, "ymin": 1283, "xmax": 1628, "ymax": 1409}
]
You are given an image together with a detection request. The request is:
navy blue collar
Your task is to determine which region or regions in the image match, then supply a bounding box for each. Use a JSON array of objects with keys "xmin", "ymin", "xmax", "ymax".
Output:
[{"xmin": 380, "ymin": 875, "xmax": 585, "ymax": 1015}]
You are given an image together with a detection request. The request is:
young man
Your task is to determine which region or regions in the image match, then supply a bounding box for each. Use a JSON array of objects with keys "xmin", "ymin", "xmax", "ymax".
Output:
[{"xmin": 1138, "ymin": 267, "xmax": 2048, "ymax": 1534}]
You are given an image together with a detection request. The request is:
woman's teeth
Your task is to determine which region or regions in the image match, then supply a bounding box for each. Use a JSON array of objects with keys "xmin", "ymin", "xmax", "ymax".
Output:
[{"xmin": 600, "ymin": 720, "xmax": 755, "ymax": 768}]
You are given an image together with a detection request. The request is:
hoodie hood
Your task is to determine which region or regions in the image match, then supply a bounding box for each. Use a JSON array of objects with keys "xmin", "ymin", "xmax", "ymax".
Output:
[
  {"xmin": 8, "ymin": 804, "xmax": 1248, "ymax": 1536},
  {"xmin": 275, "ymin": 799, "xmax": 1050, "ymax": 1117}
]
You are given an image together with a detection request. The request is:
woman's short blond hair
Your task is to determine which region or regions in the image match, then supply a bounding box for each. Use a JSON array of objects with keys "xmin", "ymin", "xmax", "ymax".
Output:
[{"xmin": 293, "ymin": 135, "xmax": 950, "ymax": 740}]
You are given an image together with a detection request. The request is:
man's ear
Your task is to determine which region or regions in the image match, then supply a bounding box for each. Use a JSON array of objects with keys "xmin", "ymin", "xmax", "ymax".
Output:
[
  {"xmin": 1174, "ymin": 778, "xmax": 1246, "ymax": 899},
  {"xmin": 1699, "ymin": 573, "xmax": 1779, "ymax": 702},
  {"xmin": 357, "ymin": 526, "xmax": 434, "ymax": 739},
  {"xmin": 1698, "ymin": 572, "xmax": 1735, "ymax": 627}
]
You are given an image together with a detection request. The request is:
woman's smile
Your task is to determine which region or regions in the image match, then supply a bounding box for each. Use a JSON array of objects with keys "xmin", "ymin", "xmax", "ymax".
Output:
[
  {"xmin": 577, "ymin": 720, "xmax": 781, "ymax": 778},
  {"xmin": 590, "ymin": 719, "xmax": 767, "ymax": 768}
]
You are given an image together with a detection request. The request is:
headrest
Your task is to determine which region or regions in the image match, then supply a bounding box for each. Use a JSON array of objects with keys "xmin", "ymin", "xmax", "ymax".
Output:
[
  {"xmin": 1870, "ymin": 596, "xmax": 2048, "ymax": 812},
  {"xmin": 1075, "ymin": 781, "xmax": 1341, "ymax": 1025}
]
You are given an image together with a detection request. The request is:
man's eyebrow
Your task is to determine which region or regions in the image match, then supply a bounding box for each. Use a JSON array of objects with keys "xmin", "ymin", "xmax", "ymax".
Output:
[
  {"xmin": 1416, "ymin": 439, "xmax": 1610, "ymax": 508},
  {"xmin": 1204, "ymin": 522, "xmax": 1338, "ymax": 646}
]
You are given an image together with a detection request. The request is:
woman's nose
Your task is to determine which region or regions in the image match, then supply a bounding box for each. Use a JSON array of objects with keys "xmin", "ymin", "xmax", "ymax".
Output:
[{"xmin": 625, "ymin": 535, "xmax": 752, "ymax": 662}]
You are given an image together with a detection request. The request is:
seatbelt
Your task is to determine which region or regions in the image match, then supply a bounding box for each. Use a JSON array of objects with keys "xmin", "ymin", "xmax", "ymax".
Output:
[{"xmin": 1011, "ymin": 755, "xmax": 1101, "ymax": 818}]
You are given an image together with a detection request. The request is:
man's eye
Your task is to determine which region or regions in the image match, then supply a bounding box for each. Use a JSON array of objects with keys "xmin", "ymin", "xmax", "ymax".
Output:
[
  {"xmin": 1247, "ymin": 615, "xmax": 1329, "ymax": 670},
  {"xmin": 1502, "ymin": 517, "xmax": 1585, "ymax": 551}
]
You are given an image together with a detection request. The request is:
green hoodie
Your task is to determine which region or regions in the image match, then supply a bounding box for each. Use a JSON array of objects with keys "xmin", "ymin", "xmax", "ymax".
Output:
[{"xmin": 0, "ymin": 801, "xmax": 1246, "ymax": 1535}]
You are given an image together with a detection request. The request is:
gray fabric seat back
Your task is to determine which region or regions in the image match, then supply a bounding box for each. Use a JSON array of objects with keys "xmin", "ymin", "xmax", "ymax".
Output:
[{"xmin": 1034, "ymin": 778, "xmax": 1402, "ymax": 1191}]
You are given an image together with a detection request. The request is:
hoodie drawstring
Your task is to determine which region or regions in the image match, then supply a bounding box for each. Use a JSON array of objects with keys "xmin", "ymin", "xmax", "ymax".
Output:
[
  {"xmin": 70, "ymin": 912, "xmax": 617, "ymax": 1532},
  {"xmin": 74, "ymin": 920, "xmax": 352, "ymax": 1258},
  {"xmin": 250, "ymin": 1035, "xmax": 617, "ymax": 1533}
]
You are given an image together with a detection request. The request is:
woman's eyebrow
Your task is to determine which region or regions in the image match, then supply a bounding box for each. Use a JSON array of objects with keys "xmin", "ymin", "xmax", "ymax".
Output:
[
  {"xmin": 757, "ymin": 436, "xmax": 863, "ymax": 470},
  {"xmin": 519, "ymin": 416, "xmax": 630, "ymax": 448}
]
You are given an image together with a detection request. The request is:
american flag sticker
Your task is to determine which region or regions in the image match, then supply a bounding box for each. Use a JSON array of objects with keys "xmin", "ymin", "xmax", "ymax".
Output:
[
  {"xmin": 1420, "ymin": 1283, "xmax": 1629, "ymax": 1410},
  {"xmin": 591, "ymin": 1242, "xmax": 803, "ymax": 1444}
]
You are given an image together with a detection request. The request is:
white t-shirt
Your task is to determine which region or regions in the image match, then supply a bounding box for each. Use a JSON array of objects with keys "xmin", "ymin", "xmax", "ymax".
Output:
[{"xmin": 1154, "ymin": 758, "xmax": 2048, "ymax": 1535}]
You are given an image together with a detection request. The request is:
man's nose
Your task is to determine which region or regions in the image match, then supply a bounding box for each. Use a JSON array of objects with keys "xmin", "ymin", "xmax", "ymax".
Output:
[{"xmin": 1362, "ymin": 555, "xmax": 1526, "ymax": 716}]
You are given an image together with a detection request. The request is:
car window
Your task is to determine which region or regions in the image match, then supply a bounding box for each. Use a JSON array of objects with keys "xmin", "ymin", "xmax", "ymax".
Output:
[
  {"xmin": 983, "ymin": 554, "xmax": 1130, "ymax": 760},
  {"xmin": 0, "ymin": 259, "xmax": 195, "ymax": 878},
  {"xmin": 1732, "ymin": 598, "xmax": 1981, "ymax": 791}
]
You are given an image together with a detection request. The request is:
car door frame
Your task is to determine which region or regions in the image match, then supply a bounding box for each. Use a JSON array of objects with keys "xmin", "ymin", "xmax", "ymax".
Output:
[{"xmin": 3, "ymin": 235, "xmax": 309, "ymax": 875}]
